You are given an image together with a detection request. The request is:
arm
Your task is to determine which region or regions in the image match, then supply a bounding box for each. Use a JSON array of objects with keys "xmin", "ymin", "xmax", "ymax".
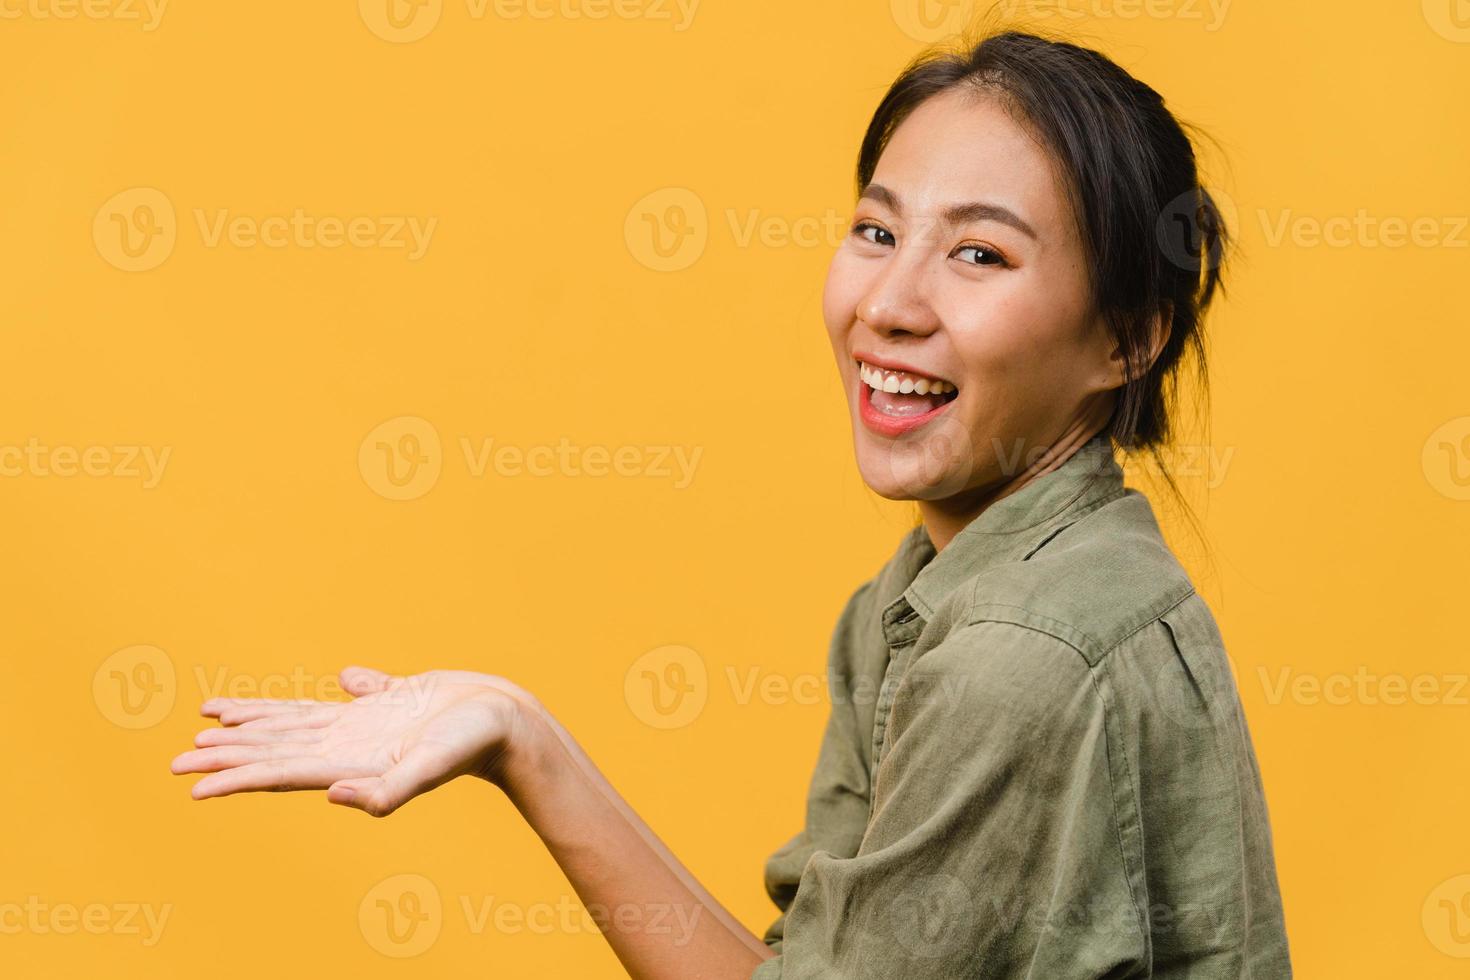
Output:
[
  {"xmin": 505, "ymin": 706, "xmax": 774, "ymax": 977},
  {"xmin": 169, "ymin": 666, "xmax": 773, "ymax": 980}
]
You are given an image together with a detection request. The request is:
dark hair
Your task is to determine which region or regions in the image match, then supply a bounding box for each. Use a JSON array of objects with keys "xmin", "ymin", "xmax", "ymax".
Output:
[{"xmin": 856, "ymin": 29, "xmax": 1227, "ymax": 459}]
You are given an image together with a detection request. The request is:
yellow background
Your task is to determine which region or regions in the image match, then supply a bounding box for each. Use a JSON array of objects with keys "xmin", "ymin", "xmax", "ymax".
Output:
[{"xmin": 3, "ymin": 1, "xmax": 1468, "ymax": 976}]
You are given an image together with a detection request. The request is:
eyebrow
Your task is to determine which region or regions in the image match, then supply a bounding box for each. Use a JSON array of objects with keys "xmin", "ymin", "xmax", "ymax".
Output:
[{"xmin": 858, "ymin": 182, "xmax": 1038, "ymax": 240}]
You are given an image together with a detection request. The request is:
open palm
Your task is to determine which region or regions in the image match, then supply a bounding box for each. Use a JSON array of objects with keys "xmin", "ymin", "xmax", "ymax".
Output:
[{"xmin": 170, "ymin": 666, "xmax": 531, "ymax": 816}]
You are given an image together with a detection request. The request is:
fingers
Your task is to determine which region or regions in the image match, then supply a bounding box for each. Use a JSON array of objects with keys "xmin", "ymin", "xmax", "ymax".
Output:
[
  {"xmin": 194, "ymin": 725, "xmax": 327, "ymax": 748},
  {"xmin": 202, "ymin": 698, "xmax": 324, "ymax": 725},
  {"xmin": 340, "ymin": 666, "xmax": 395, "ymax": 697},
  {"xmin": 172, "ymin": 742, "xmax": 314, "ymax": 775},
  {"xmin": 327, "ymin": 743, "xmax": 457, "ymax": 818},
  {"xmin": 237, "ymin": 706, "xmax": 340, "ymax": 732},
  {"xmin": 188, "ymin": 757, "xmax": 347, "ymax": 800}
]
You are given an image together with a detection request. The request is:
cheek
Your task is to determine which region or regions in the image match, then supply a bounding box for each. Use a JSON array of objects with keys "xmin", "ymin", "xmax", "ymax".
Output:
[
  {"xmin": 944, "ymin": 274, "xmax": 1096, "ymax": 385},
  {"xmin": 821, "ymin": 250, "xmax": 864, "ymax": 341}
]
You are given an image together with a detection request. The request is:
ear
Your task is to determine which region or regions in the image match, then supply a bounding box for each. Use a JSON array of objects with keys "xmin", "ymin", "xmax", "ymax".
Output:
[{"xmin": 1105, "ymin": 304, "xmax": 1173, "ymax": 388}]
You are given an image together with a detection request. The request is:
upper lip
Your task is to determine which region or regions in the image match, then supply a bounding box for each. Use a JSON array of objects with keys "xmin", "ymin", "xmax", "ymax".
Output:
[{"xmin": 852, "ymin": 351, "xmax": 955, "ymax": 387}]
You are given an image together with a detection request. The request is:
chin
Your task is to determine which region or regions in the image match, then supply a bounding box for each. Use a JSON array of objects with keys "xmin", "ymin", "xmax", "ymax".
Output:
[
  {"xmin": 855, "ymin": 466, "xmax": 921, "ymax": 502},
  {"xmin": 852, "ymin": 428, "xmax": 977, "ymax": 502}
]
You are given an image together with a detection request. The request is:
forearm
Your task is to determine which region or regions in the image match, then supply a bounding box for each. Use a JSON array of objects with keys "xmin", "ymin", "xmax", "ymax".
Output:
[
  {"xmin": 500, "ymin": 705, "xmax": 775, "ymax": 980},
  {"xmin": 528, "ymin": 705, "xmax": 773, "ymax": 957}
]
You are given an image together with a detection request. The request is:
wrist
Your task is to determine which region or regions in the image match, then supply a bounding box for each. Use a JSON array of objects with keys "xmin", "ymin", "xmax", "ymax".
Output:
[{"xmin": 490, "ymin": 693, "xmax": 563, "ymax": 797}]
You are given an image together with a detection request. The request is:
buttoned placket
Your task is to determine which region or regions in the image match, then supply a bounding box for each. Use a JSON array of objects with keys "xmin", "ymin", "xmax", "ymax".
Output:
[{"xmin": 867, "ymin": 594, "xmax": 927, "ymax": 803}]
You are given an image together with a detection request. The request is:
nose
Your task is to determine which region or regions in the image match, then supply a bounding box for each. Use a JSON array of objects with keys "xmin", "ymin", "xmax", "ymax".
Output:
[{"xmin": 855, "ymin": 249, "xmax": 941, "ymax": 340}]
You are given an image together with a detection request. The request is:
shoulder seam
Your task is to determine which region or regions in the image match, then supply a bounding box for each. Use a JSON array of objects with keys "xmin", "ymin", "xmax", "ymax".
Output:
[
  {"xmin": 959, "ymin": 605, "xmax": 1092, "ymax": 660},
  {"xmin": 962, "ymin": 583, "xmax": 1198, "ymax": 664}
]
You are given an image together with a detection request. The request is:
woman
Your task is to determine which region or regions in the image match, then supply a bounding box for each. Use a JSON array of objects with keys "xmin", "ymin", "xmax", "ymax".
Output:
[{"xmin": 170, "ymin": 30, "xmax": 1291, "ymax": 978}]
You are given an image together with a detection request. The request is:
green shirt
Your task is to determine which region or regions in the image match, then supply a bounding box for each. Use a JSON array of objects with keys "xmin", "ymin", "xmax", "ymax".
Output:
[{"xmin": 754, "ymin": 437, "xmax": 1291, "ymax": 979}]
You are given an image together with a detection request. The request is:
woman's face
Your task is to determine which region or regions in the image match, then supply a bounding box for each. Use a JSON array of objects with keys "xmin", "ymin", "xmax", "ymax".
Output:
[{"xmin": 824, "ymin": 87, "xmax": 1124, "ymax": 504}]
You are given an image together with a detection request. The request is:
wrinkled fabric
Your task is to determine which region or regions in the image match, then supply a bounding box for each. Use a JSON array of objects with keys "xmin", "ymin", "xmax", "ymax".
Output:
[{"xmin": 754, "ymin": 437, "xmax": 1291, "ymax": 979}]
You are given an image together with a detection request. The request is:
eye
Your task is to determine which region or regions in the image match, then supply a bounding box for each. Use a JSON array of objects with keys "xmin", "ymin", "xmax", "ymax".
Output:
[
  {"xmin": 852, "ymin": 221, "xmax": 895, "ymax": 247},
  {"xmin": 952, "ymin": 243, "xmax": 1008, "ymax": 267}
]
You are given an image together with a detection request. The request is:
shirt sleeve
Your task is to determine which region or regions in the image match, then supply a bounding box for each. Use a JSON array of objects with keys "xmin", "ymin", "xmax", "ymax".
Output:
[{"xmin": 752, "ymin": 620, "xmax": 1146, "ymax": 979}]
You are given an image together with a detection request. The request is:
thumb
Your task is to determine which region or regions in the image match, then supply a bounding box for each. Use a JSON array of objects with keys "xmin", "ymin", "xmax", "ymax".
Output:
[
  {"xmin": 340, "ymin": 665, "xmax": 395, "ymax": 697},
  {"xmin": 327, "ymin": 744, "xmax": 456, "ymax": 818}
]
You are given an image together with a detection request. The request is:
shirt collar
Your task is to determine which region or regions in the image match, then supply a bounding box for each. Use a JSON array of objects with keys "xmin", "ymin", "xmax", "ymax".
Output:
[{"xmin": 886, "ymin": 434, "xmax": 1126, "ymax": 622}]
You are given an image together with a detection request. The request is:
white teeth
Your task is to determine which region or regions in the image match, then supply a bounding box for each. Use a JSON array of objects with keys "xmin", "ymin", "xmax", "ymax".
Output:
[{"xmin": 858, "ymin": 361, "xmax": 954, "ymax": 395}]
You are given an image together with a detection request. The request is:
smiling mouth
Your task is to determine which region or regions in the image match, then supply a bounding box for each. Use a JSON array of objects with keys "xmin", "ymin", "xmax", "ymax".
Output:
[{"xmin": 857, "ymin": 360, "xmax": 959, "ymax": 421}]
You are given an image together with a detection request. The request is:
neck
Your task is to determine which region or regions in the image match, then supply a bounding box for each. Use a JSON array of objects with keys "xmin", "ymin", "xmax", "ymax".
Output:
[{"xmin": 919, "ymin": 417, "xmax": 1109, "ymax": 552}]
